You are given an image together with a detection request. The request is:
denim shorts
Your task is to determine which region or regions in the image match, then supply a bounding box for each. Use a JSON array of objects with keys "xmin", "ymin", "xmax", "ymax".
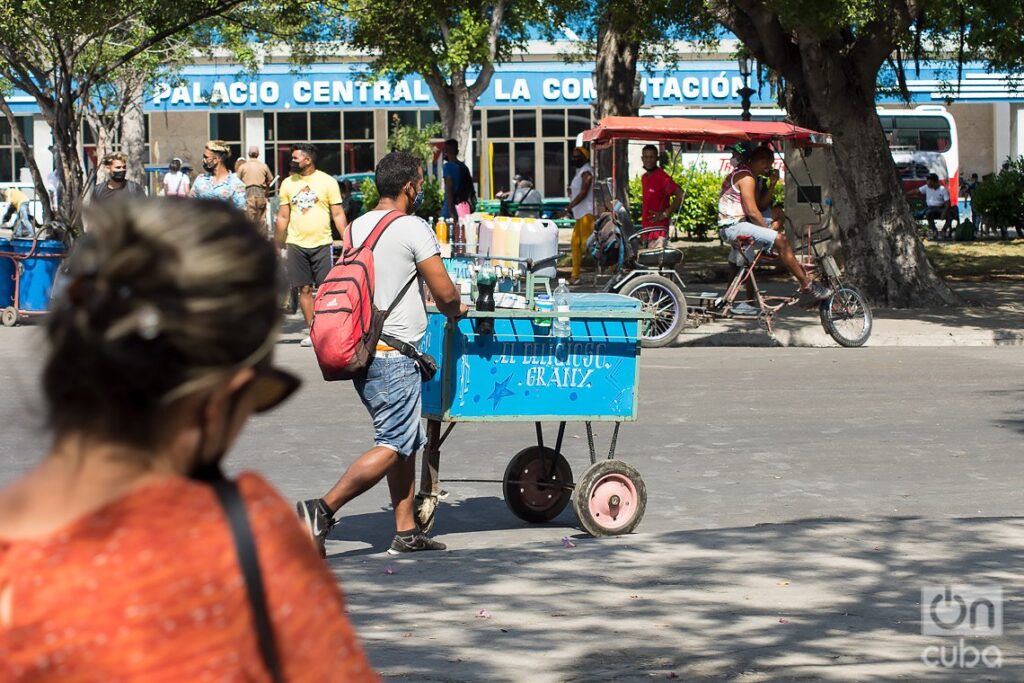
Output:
[
  {"xmin": 719, "ymin": 221, "xmax": 779, "ymax": 250},
  {"xmin": 353, "ymin": 352, "xmax": 426, "ymax": 458}
]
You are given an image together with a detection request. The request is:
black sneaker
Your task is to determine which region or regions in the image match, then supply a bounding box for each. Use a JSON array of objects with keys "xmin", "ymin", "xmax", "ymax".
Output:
[
  {"xmin": 387, "ymin": 533, "xmax": 447, "ymax": 555},
  {"xmin": 296, "ymin": 498, "xmax": 334, "ymax": 558}
]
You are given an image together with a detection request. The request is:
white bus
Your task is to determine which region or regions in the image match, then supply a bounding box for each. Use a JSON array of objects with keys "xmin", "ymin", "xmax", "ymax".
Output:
[{"xmin": 639, "ymin": 105, "xmax": 961, "ymax": 202}]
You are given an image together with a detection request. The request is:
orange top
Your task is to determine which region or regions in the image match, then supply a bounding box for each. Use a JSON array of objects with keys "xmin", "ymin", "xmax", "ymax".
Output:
[{"xmin": 0, "ymin": 473, "xmax": 379, "ymax": 682}]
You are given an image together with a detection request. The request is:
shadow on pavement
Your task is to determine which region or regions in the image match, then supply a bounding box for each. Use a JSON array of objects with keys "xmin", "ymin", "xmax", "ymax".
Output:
[{"xmin": 332, "ymin": 515, "xmax": 1024, "ymax": 682}]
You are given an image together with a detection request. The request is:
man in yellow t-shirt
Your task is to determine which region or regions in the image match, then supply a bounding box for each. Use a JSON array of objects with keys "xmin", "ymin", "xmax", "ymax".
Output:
[{"xmin": 275, "ymin": 143, "xmax": 347, "ymax": 346}]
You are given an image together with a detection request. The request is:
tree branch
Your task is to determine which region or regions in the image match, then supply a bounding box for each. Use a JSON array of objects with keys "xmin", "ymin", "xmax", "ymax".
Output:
[
  {"xmin": 73, "ymin": 0, "xmax": 248, "ymax": 99},
  {"xmin": 0, "ymin": 92, "xmax": 52, "ymax": 223}
]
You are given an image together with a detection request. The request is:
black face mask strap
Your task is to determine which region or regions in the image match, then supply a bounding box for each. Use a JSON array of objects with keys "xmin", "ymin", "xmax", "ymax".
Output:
[{"xmin": 188, "ymin": 388, "xmax": 247, "ymax": 483}]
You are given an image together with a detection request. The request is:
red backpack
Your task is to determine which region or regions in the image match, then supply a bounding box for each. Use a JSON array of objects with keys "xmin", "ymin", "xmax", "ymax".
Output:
[{"xmin": 310, "ymin": 210, "xmax": 416, "ymax": 381}]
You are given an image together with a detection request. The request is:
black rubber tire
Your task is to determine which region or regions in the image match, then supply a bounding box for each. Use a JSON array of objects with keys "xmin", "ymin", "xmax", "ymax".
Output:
[
  {"xmin": 819, "ymin": 286, "xmax": 872, "ymax": 347},
  {"xmin": 573, "ymin": 459, "xmax": 647, "ymax": 537},
  {"xmin": 619, "ymin": 274, "xmax": 687, "ymax": 348},
  {"xmin": 502, "ymin": 446, "xmax": 574, "ymax": 523},
  {"xmin": 1, "ymin": 307, "xmax": 19, "ymax": 328}
]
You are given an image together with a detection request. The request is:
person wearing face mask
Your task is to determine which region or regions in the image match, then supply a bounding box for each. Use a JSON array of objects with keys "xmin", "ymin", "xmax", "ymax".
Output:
[
  {"xmin": 274, "ymin": 143, "xmax": 347, "ymax": 347},
  {"xmin": 296, "ymin": 151, "xmax": 466, "ymax": 558},
  {"xmin": 639, "ymin": 144, "xmax": 684, "ymax": 249},
  {"xmin": 562, "ymin": 146, "xmax": 594, "ymax": 285},
  {"xmin": 0, "ymin": 198, "xmax": 379, "ymax": 681},
  {"xmin": 90, "ymin": 152, "xmax": 145, "ymax": 203},
  {"xmin": 189, "ymin": 140, "xmax": 246, "ymax": 211}
]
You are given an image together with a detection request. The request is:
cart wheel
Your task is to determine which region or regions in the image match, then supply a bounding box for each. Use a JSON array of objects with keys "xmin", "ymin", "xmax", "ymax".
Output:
[
  {"xmin": 415, "ymin": 493, "xmax": 438, "ymax": 534},
  {"xmin": 619, "ymin": 274, "xmax": 687, "ymax": 348},
  {"xmin": 1, "ymin": 307, "xmax": 19, "ymax": 328},
  {"xmin": 502, "ymin": 446, "xmax": 573, "ymax": 523},
  {"xmin": 573, "ymin": 460, "xmax": 647, "ymax": 536}
]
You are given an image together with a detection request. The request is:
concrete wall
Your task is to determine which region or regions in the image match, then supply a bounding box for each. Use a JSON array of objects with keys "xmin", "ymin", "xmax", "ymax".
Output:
[
  {"xmin": 947, "ymin": 103, "xmax": 997, "ymax": 177},
  {"xmin": 148, "ymin": 111, "xmax": 208, "ymax": 169}
]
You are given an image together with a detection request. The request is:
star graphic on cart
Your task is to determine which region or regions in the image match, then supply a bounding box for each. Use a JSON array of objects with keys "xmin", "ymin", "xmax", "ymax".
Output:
[{"xmin": 487, "ymin": 374, "xmax": 516, "ymax": 409}]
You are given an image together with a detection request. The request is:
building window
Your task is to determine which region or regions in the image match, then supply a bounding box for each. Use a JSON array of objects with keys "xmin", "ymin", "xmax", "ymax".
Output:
[
  {"xmin": 264, "ymin": 111, "xmax": 376, "ymax": 177},
  {"xmin": 0, "ymin": 116, "xmax": 33, "ymax": 183},
  {"xmin": 481, "ymin": 108, "xmax": 592, "ymax": 198},
  {"xmin": 209, "ymin": 113, "xmax": 243, "ymax": 166}
]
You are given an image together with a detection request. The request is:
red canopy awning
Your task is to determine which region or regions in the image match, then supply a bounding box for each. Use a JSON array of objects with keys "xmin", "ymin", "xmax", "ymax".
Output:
[{"xmin": 581, "ymin": 116, "xmax": 832, "ymax": 147}]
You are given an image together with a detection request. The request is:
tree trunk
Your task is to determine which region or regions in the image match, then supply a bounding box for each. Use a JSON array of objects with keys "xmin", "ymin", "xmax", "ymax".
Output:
[
  {"xmin": 593, "ymin": 20, "xmax": 639, "ymax": 119},
  {"xmin": 782, "ymin": 53, "xmax": 957, "ymax": 307},
  {"xmin": 713, "ymin": 3, "xmax": 958, "ymax": 307},
  {"xmin": 423, "ymin": 71, "xmax": 483, "ymax": 175},
  {"xmin": 592, "ymin": 17, "xmax": 640, "ymax": 206},
  {"xmin": 52, "ymin": 102, "xmax": 88, "ymax": 232},
  {"xmin": 121, "ymin": 78, "xmax": 147, "ymax": 186},
  {"xmin": 85, "ymin": 113, "xmax": 113, "ymax": 183}
]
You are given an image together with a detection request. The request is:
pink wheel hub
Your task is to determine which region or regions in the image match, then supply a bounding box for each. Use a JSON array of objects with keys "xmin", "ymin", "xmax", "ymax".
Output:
[{"xmin": 586, "ymin": 473, "xmax": 639, "ymax": 531}]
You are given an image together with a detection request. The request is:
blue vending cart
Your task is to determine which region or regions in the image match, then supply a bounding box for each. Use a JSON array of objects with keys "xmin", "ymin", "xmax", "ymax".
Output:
[{"xmin": 416, "ymin": 293, "xmax": 651, "ymax": 537}]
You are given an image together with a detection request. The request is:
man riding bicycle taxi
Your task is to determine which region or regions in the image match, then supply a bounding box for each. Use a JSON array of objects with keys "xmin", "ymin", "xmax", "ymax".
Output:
[{"xmin": 718, "ymin": 145, "xmax": 832, "ymax": 307}]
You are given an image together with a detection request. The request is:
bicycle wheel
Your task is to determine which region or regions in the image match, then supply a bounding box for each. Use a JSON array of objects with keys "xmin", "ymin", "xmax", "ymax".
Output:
[
  {"xmin": 620, "ymin": 274, "xmax": 687, "ymax": 348},
  {"xmin": 819, "ymin": 286, "xmax": 872, "ymax": 347}
]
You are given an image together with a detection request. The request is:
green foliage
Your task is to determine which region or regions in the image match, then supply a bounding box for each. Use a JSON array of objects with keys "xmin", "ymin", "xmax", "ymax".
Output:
[
  {"xmin": 359, "ymin": 174, "xmax": 444, "ymax": 222},
  {"xmin": 971, "ymin": 158, "xmax": 1024, "ymax": 231},
  {"xmin": 360, "ymin": 178, "xmax": 379, "ymax": 212},
  {"xmin": 387, "ymin": 117, "xmax": 443, "ymax": 168},
  {"xmin": 628, "ymin": 157, "xmax": 723, "ymax": 240},
  {"xmin": 342, "ymin": 0, "xmax": 554, "ymax": 83}
]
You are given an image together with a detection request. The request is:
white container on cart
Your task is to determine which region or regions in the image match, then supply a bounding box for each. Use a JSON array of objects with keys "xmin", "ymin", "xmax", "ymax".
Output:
[{"xmin": 519, "ymin": 219, "xmax": 559, "ymax": 278}]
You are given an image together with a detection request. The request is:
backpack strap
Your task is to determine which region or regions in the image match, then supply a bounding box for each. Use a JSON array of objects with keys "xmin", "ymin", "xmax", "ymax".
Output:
[
  {"xmin": 385, "ymin": 272, "xmax": 419, "ymax": 317},
  {"xmin": 343, "ymin": 209, "xmax": 404, "ymax": 254},
  {"xmin": 211, "ymin": 478, "xmax": 284, "ymax": 683}
]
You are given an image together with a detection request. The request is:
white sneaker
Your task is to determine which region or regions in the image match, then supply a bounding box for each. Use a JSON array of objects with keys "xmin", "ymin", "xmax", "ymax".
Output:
[{"xmin": 300, "ymin": 335, "xmax": 312, "ymax": 347}]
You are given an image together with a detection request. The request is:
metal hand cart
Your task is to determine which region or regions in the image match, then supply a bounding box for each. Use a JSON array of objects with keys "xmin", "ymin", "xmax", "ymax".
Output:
[
  {"xmin": 414, "ymin": 293, "xmax": 652, "ymax": 537},
  {"xmin": 1, "ymin": 232, "xmax": 68, "ymax": 327}
]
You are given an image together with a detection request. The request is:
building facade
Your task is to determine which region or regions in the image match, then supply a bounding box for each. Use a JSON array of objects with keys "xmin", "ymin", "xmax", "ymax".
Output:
[{"xmin": 5, "ymin": 42, "xmax": 1024, "ymax": 199}]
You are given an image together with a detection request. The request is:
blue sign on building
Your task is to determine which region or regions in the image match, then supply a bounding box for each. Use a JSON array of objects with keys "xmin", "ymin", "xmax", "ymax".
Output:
[{"xmin": 5, "ymin": 59, "xmax": 1022, "ymax": 115}]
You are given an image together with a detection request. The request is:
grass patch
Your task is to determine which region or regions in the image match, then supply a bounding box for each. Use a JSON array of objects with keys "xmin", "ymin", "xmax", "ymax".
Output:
[{"xmin": 924, "ymin": 241, "xmax": 1024, "ymax": 279}]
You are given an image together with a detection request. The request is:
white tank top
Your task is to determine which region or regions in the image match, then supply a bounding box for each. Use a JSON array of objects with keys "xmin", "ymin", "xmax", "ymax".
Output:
[{"xmin": 718, "ymin": 166, "xmax": 753, "ymax": 226}]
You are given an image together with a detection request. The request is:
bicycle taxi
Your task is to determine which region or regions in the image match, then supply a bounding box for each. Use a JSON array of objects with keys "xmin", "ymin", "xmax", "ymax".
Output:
[{"xmin": 581, "ymin": 116, "xmax": 873, "ymax": 348}]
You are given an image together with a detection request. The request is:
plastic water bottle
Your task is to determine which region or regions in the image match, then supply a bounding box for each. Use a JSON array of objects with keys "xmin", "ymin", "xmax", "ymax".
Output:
[{"xmin": 553, "ymin": 278, "xmax": 571, "ymax": 339}]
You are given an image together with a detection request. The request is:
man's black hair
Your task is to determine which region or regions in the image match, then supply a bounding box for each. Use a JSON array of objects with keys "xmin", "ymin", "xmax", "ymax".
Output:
[
  {"xmin": 749, "ymin": 146, "xmax": 774, "ymax": 164},
  {"xmin": 291, "ymin": 143, "xmax": 318, "ymax": 164},
  {"xmin": 927, "ymin": 172, "xmax": 939, "ymax": 182},
  {"xmin": 445, "ymin": 138, "xmax": 458, "ymax": 150},
  {"xmin": 641, "ymin": 144, "xmax": 658, "ymax": 155},
  {"xmin": 375, "ymin": 151, "xmax": 421, "ymax": 199}
]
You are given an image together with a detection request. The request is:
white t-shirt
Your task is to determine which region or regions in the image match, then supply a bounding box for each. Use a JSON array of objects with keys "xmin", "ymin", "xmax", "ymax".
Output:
[
  {"xmin": 918, "ymin": 184, "xmax": 949, "ymax": 207},
  {"xmin": 569, "ymin": 163, "xmax": 594, "ymax": 219},
  {"xmin": 350, "ymin": 209, "xmax": 440, "ymax": 344},
  {"xmin": 162, "ymin": 171, "xmax": 190, "ymax": 197}
]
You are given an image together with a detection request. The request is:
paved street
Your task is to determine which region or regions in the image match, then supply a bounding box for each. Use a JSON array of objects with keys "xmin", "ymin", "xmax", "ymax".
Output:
[{"xmin": 1, "ymin": 325, "xmax": 1021, "ymax": 680}]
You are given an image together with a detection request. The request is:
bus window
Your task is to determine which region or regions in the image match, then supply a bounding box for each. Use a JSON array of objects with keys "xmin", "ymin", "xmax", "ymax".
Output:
[{"xmin": 919, "ymin": 130, "xmax": 951, "ymax": 152}]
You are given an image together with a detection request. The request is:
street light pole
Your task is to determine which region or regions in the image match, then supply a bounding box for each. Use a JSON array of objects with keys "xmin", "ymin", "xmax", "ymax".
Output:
[{"xmin": 737, "ymin": 56, "xmax": 755, "ymax": 122}]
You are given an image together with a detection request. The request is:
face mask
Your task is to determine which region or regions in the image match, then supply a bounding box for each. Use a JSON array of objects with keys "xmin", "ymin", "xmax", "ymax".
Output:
[
  {"xmin": 202, "ymin": 160, "xmax": 216, "ymax": 173},
  {"xmin": 111, "ymin": 171, "xmax": 126, "ymax": 182},
  {"xmin": 289, "ymin": 161, "xmax": 302, "ymax": 174},
  {"xmin": 412, "ymin": 190, "xmax": 424, "ymax": 212}
]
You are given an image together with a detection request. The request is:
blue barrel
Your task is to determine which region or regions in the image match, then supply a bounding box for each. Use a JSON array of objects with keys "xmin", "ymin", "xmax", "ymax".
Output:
[
  {"xmin": 11, "ymin": 239, "xmax": 66, "ymax": 312},
  {"xmin": 0, "ymin": 238, "xmax": 13, "ymax": 307}
]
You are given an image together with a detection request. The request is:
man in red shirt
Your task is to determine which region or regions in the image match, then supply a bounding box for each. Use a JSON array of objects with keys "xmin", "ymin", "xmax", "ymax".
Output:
[{"xmin": 640, "ymin": 145, "xmax": 684, "ymax": 247}]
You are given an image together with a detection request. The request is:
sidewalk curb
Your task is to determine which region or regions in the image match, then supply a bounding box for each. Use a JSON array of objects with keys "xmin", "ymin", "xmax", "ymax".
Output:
[{"xmin": 675, "ymin": 320, "xmax": 1024, "ymax": 348}]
